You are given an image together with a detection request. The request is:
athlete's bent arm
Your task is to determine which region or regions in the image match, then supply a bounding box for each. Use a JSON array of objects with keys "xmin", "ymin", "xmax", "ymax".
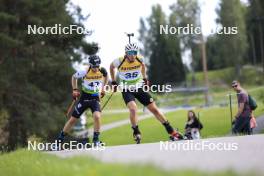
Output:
[
  {"xmin": 141, "ymin": 63, "xmax": 147, "ymax": 79},
  {"xmin": 72, "ymin": 70, "xmax": 87, "ymax": 90},
  {"xmin": 102, "ymin": 74, "xmax": 109, "ymax": 92},
  {"xmin": 236, "ymin": 103, "xmax": 245, "ymax": 118},
  {"xmin": 71, "ymin": 75, "xmax": 78, "ymax": 90},
  {"xmin": 110, "ymin": 63, "xmax": 116, "ymax": 81}
]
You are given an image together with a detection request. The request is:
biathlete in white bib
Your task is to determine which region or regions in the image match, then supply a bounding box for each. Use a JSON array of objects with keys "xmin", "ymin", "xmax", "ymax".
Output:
[{"xmin": 58, "ymin": 55, "xmax": 108, "ymax": 146}]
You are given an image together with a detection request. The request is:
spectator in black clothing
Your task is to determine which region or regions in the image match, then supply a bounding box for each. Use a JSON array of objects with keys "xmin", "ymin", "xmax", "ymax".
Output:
[
  {"xmin": 184, "ymin": 110, "xmax": 203, "ymax": 140},
  {"xmin": 231, "ymin": 80, "xmax": 251, "ymax": 135}
]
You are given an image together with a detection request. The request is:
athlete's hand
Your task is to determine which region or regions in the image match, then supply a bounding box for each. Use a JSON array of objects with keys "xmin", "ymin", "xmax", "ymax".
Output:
[
  {"xmin": 111, "ymin": 81, "xmax": 118, "ymax": 92},
  {"xmin": 143, "ymin": 78, "xmax": 150, "ymax": 87},
  {"xmin": 100, "ymin": 90, "xmax": 106, "ymax": 98},
  {"xmin": 72, "ymin": 89, "xmax": 80, "ymax": 100}
]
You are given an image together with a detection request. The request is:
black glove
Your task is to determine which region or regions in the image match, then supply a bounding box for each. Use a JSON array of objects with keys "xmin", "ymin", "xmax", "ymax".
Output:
[
  {"xmin": 100, "ymin": 90, "xmax": 106, "ymax": 98},
  {"xmin": 143, "ymin": 78, "xmax": 150, "ymax": 87},
  {"xmin": 72, "ymin": 89, "xmax": 80, "ymax": 100}
]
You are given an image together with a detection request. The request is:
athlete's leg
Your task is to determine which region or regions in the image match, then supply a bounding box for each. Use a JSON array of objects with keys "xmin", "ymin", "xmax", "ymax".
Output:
[
  {"xmin": 144, "ymin": 96, "xmax": 182, "ymax": 140},
  {"xmin": 135, "ymin": 90, "xmax": 173, "ymax": 129},
  {"xmin": 93, "ymin": 111, "xmax": 101, "ymax": 133},
  {"xmin": 88, "ymin": 98, "xmax": 102, "ymax": 144},
  {"xmin": 147, "ymin": 102, "xmax": 174, "ymax": 133},
  {"xmin": 122, "ymin": 91, "xmax": 142, "ymax": 143},
  {"xmin": 92, "ymin": 111, "xmax": 101, "ymax": 144},
  {"xmin": 147, "ymin": 102, "xmax": 167, "ymax": 123},
  {"xmin": 63, "ymin": 116, "xmax": 79, "ymax": 133},
  {"xmin": 127, "ymin": 101, "xmax": 138, "ymax": 127},
  {"xmin": 57, "ymin": 116, "xmax": 78, "ymax": 142},
  {"xmin": 58, "ymin": 95, "xmax": 87, "ymax": 141},
  {"xmin": 127, "ymin": 101, "xmax": 142, "ymax": 142}
]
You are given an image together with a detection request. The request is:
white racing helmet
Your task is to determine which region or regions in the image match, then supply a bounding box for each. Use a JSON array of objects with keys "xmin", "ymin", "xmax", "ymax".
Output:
[{"xmin": 125, "ymin": 43, "xmax": 139, "ymax": 52}]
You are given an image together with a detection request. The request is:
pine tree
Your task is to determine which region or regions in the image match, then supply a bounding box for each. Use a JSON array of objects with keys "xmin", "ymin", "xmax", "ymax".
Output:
[
  {"xmin": 217, "ymin": 0, "xmax": 248, "ymax": 76},
  {"xmin": 0, "ymin": 0, "xmax": 96, "ymax": 150},
  {"xmin": 139, "ymin": 5, "xmax": 185, "ymax": 85}
]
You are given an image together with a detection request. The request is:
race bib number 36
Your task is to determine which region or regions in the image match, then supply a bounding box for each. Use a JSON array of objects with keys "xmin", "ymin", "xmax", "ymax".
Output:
[{"xmin": 120, "ymin": 71, "xmax": 141, "ymax": 81}]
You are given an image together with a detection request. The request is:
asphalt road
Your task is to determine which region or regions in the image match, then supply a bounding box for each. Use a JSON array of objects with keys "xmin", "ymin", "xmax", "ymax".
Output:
[{"xmin": 50, "ymin": 134, "xmax": 264, "ymax": 173}]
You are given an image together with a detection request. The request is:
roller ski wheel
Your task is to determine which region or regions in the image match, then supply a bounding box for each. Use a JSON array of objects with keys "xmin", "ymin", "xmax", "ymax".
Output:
[
  {"xmin": 93, "ymin": 140, "xmax": 105, "ymax": 147},
  {"xmin": 133, "ymin": 134, "xmax": 141, "ymax": 144},
  {"xmin": 169, "ymin": 130, "xmax": 184, "ymax": 141}
]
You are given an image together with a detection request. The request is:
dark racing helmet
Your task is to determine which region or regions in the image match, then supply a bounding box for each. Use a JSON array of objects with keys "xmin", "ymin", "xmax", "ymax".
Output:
[{"xmin": 88, "ymin": 55, "xmax": 101, "ymax": 67}]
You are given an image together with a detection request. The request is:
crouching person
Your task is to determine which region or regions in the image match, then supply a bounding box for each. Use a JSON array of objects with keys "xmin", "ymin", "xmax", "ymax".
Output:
[{"xmin": 184, "ymin": 110, "xmax": 203, "ymax": 140}]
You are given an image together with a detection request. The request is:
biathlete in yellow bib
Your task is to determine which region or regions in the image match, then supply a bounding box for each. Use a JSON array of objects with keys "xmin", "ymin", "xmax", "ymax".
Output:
[
  {"xmin": 110, "ymin": 43, "xmax": 183, "ymax": 144},
  {"xmin": 58, "ymin": 55, "xmax": 108, "ymax": 147}
]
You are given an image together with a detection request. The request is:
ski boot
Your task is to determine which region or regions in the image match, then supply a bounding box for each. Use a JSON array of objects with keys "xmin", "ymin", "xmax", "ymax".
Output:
[
  {"xmin": 92, "ymin": 132, "xmax": 104, "ymax": 147},
  {"xmin": 162, "ymin": 121, "xmax": 183, "ymax": 141},
  {"xmin": 52, "ymin": 131, "xmax": 66, "ymax": 151}
]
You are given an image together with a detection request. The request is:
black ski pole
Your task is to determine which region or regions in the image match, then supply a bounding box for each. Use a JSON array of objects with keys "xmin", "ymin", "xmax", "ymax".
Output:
[
  {"xmin": 65, "ymin": 99, "xmax": 77, "ymax": 118},
  {"xmin": 229, "ymin": 93, "xmax": 233, "ymax": 131},
  {"xmin": 101, "ymin": 92, "xmax": 115, "ymax": 111},
  {"xmin": 198, "ymin": 111, "xmax": 202, "ymax": 136}
]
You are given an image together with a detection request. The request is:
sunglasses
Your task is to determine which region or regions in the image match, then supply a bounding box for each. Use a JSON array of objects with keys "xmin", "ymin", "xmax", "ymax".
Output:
[
  {"xmin": 232, "ymin": 85, "xmax": 238, "ymax": 88},
  {"xmin": 91, "ymin": 65, "xmax": 99, "ymax": 68},
  {"xmin": 126, "ymin": 50, "xmax": 137, "ymax": 56}
]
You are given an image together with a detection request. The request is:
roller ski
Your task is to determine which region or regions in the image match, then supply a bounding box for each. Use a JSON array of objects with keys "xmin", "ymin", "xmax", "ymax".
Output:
[
  {"xmin": 51, "ymin": 131, "xmax": 66, "ymax": 151},
  {"xmin": 93, "ymin": 139, "xmax": 105, "ymax": 147},
  {"xmin": 169, "ymin": 130, "xmax": 185, "ymax": 141},
  {"xmin": 133, "ymin": 134, "xmax": 141, "ymax": 144},
  {"xmin": 132, "ymin": 125, "xmax": 141, "ymax": 144},
  {"xmin": 51, "ymin": 131, "xmax": 91, "ymax": 151},
  {"xmin": 92, "ymin": 132, "xmax": 105, "ymax": 147}
]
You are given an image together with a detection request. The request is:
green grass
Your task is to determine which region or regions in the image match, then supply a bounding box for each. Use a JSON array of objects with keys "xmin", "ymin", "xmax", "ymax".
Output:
[
  {"xmin": 156, "ymin": 85, "xmax": 264, "ymax": 108},
  {"xmin": 101, "ymin": 112, "xmax": 145, "ymax": 125},
  {"xmin": 100, "ymin": 92, "xmax": 127, "ymax": 110},
  {"xmin": 253, "ymin": 103, "xmax": 264, "ymax": 117},
  {"xmin": 100, "ymin": 92, "xmax": 144, "ymax": 110},
  {"xmin": 0, "ymin": 149, "xmax": 256, "ymax": 176},
  {"xmin": 100, "ymin": 108, "xmax": 227, "ymax": 146},
  {"xmin": 155, "ymin": 65, "xmax": 264, "ymax": 107},
  {"xmin": 85, "ymin": 112, "xmax": 130, "ymax": 127},
  {"xmin": 84, "ymin": 112, "xmax": 145, "ymax": 129},
  {"xmin": 101, "ymin": 104, "xmax": 264, "ymax": 146},
  {"xmin": 186, "ymin": 66, "xmax": 264, "ymax": 88},
  {"xmin": 101, "ymin": 112, "xmax": 130, "ymax": 124}
]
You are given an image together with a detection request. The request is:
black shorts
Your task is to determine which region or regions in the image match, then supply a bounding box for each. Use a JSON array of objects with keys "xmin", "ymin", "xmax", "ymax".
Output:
[
  {"xmin": 72, "ymin": 92, "xmax": 101, "ymax": 118},
  {"xmin": 122, "ymin": 88, "xmax": 154, "ymax": 106}
]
